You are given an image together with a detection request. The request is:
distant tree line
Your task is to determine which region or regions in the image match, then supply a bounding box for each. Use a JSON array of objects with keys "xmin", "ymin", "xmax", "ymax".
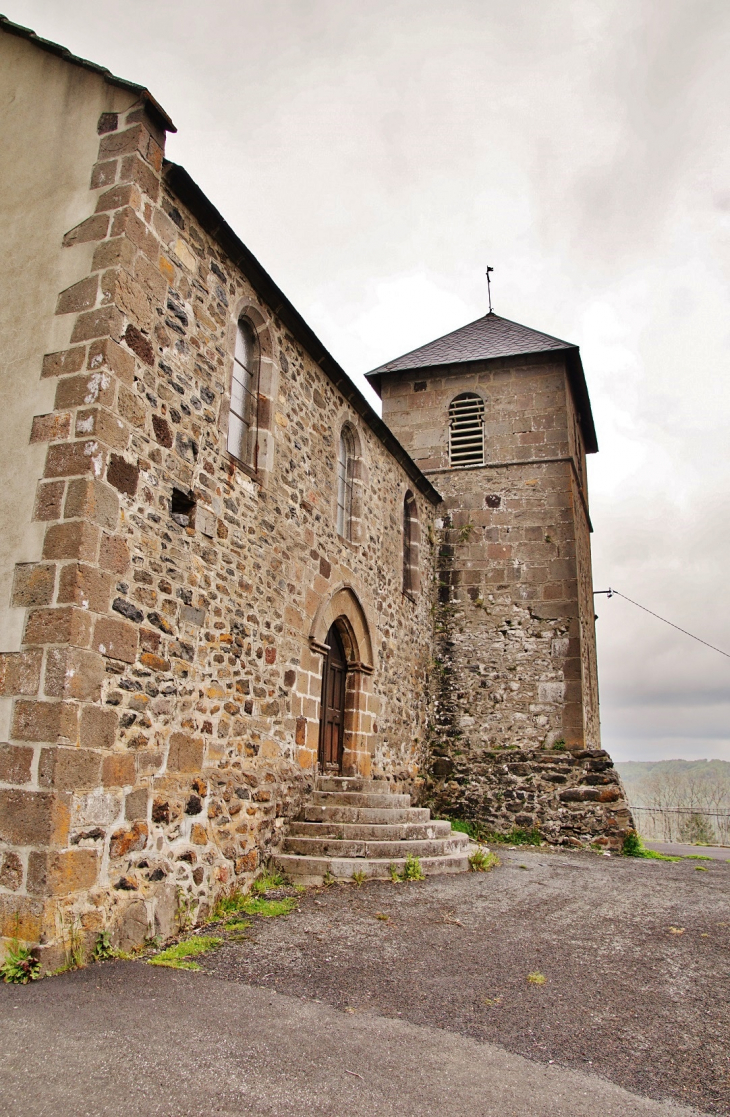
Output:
[{"xmin": 616, "ymin": 760, "xmax": 730, "ymax": 845}]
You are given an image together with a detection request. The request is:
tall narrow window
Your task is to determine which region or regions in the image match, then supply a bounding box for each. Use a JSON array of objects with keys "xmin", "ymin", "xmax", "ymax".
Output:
[
  {"xmin": 228, "ymin": 319, "xmax": 258, "ymax": 468},
  {"xmin": 449, "ymin": 392, "xmax": 484, "ymax": 467},
  {"xmin": 336, "ymin": 427, "xmax": 354, "ymax": 538},
  {"xmin": 403, "ymin": 490, "xmax": 419, "ymax": 595}
]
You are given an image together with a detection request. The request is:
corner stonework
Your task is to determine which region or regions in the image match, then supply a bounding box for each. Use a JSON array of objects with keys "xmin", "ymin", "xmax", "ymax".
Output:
[{"xmin": 0, "ymin": 103, "xmax": 181, "ymax": 966}]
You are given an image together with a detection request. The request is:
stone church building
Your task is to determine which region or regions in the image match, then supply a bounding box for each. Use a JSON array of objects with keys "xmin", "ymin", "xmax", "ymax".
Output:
[{"xmin": 0, "ymin": 17, "xmax": 631, "ymax": 963}]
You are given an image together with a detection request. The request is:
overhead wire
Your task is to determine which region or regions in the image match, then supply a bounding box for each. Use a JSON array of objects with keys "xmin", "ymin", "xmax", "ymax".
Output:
[{"xmin": 593, "ymin": 588, "xmax": 730, "ymax": 661}]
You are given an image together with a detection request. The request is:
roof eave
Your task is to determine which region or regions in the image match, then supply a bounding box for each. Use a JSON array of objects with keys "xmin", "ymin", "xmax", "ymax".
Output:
[
  {"xmin": 365, "ymin": 347, "xmax": 599, "ymax": 455},
  {"xmin": 0, "ymin": 14, "xmax": 177, "ymax": 132},
  {"xmin": 162, "ymin": 162, "xmax": 442, "ymax": 505},
  {"xmin": 565, "ymin": 347, "xmax": 598, "ymax": 454}
]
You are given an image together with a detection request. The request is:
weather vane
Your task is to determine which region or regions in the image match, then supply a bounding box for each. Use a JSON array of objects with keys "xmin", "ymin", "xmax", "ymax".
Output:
[{"xmin": 486, "ymin": 266, "xmax": 494, "ymax": 314}]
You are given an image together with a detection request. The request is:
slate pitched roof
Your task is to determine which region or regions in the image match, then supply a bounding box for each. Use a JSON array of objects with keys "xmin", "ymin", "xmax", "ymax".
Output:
[
  {"xmin": 366, "ymin": 311, "xmax": 598, "ymax": 454},
  {"xmin": 366, "ymin": 312, "xmax": 574, "ymax": 376}
]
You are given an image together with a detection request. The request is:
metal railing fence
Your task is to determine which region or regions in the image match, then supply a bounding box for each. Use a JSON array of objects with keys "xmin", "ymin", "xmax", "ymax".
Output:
[{"xmin": 630, "ymin": 805, "xmax": 730, "ymax": 846}]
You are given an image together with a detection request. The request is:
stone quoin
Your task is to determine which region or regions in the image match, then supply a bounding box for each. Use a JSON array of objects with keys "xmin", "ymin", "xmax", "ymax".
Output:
[{"xmin": 0, "ymin": 15, "xmax": 632, "ymax": 966}]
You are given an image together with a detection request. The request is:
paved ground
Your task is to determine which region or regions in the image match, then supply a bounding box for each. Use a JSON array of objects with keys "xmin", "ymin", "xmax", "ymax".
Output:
[
  {"xmin": 1, "ymin": 847, "xmax": 728, "ymax": 1116},
  {"xmin": 644, "ymin": 841, "xmax": 730, "ymax": 861}
]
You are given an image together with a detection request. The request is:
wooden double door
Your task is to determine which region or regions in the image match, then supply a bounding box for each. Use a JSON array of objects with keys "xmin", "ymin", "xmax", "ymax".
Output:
[{"xmin": 318, "ymin": 623, "xmax": 347, "ymax": 772}]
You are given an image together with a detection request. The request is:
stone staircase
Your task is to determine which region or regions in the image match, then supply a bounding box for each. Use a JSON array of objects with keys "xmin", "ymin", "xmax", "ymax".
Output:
[{"xmin": 275, "ymin": 776, "xmax": 475, "ymax": 884}]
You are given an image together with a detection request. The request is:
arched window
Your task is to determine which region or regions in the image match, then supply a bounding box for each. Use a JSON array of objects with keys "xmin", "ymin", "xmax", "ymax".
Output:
[
  {"xmin": 449, "ymin": 392, "xmax": 484, "ymax": 467},
  {"xmin": 402, "ymin": 490, "xmax": 420, "ymax": 595},
  {"xmin": 227, "ymin": 318, "xmax": 258, "ymax": 468},
  {"xmin": 336, "ymin": 427, "xmax": 355, "ymax": 538}
]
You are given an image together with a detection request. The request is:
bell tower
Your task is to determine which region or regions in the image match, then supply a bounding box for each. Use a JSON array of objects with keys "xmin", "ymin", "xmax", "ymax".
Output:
[{"xmin": 367, "ymin": 311, "xmax": 633, "ymax": 849}]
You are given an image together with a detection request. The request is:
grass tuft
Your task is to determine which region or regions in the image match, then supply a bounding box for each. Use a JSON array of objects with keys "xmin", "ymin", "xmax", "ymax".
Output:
[
  {"xmin": 211, "ymin": 888, "xmax": 248, "ymax": 921},
  {"xmin": 148, "ymin": 935, "xmax": 223, "ymax": 970},
  {"xmin": 469, "ymin": 848, "xmax": 500, "ymax": 872},
  {"xmin": 252, "ymin": 870, "xmax": 287, "ymax": 895},
  {"xmin": 239, "ymin": 896, "xmax": 298, "ymax": 918},
  {"xmin": 621, "ymin": 831, "xmax": 682, "ymax": 861},
  {"xmin": 527, "ymin": 971, "xmax": 547, "ymax": 985},
  {"xmin": 448, "ymin": 817, "xmax": 542, "ymax": 847}
]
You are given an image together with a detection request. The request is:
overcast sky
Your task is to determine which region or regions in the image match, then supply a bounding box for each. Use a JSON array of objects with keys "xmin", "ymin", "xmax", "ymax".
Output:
[{"xmin": 8, "ymin": 0, "xmax": 730, "ymax": 764}]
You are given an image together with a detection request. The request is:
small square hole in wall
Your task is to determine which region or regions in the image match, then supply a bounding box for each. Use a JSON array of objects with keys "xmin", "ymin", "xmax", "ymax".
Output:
[
  {"xmin": 171, "ymin": 488, "xmax": 196, "ymax": 527},
  {"xmin": 414, "ymin": 381, "xmax": 428, "ymax": 392}
]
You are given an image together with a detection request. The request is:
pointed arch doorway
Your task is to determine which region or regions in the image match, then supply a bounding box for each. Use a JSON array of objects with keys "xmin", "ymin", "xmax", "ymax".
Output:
[{"xmin": 318, "ymin": 622, "xmax": 347, "ymax": 772}]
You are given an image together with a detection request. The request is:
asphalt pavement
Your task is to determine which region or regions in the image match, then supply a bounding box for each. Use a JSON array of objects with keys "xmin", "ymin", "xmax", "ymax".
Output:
[{"xmin": 0, "ymin": 961, "xmax": 708, "ymax": 1117}]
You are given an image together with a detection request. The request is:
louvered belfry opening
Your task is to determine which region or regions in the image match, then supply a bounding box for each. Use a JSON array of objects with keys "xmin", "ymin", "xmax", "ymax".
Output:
[{"xmin": 449, "ymin": 392, "xmax": 485, "ymax": 467}]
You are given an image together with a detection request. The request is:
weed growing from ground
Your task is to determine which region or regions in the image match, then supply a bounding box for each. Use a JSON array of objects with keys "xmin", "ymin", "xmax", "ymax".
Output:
[
  {"xmin": 446, "ymin": 817, "xmax": 542, "ymax": 847},
  {"xmin": 322, "ymin": 870, "xmax": 335, "ymax": 886},
  {"xmin": 239, "ymin": 896, "xmax": 298, "ymax": 917},
  {"xmin": 176, "ymin": 886, "xmax": 197, "ymax": 930},
  {"xmin": 527, "ymin": 972, "xmax": 547, "ymax": 985},
  {"xmin": 211, "ymin": 888, "xmax": 247, "ymax": 921},
  {"xmin": 56, "ymin": 915, "xmax": 85, "ymax": 973},
  {"xmin": 1, "ymin": 940, "xmax": 40, "ymax": 984},
  {"xmin": 224, "ymin": 918, "xmax": 252, "ymax": 942},
  {"xmin": 493, "ymin": 827, "xmax": 542, "ymax": 847},
  {"xmin": 449, "ymin": 818, "xmax": 477, "ymax": 837},
  {"xmin": 212, "ymin": 888, "xmax": 297, "ymax": 919},
  {"xmin": 388, "ymin": 863, "xmax": 400, "ymax": 883},
  {"xmin": 400, "ymin": 853, "xmax": 425, "ymax": 881},
  {"xmin": 374, "ymin": 912, "xmax": 389, "ymax": 921},
  {"xmin": 252, "ymin": 870, "xmax": 287, "ymax": 895},
  {"xmin": 148, "ymin": 935, "xmax": 223, "ymax": 971},
  {"xmin": 351, "ymin": 869, "xmax": 366, "ymax": 887},
  {"xmin": 92, "ymin": 931, "xmax": 117, "ymax": 962},
  {"xmin": 621, "ymin": 831, "xmax": 682, "ymax": 861},
  {"xmin": 469, "ymin": 848, "xmax": 500, "ymax": 872}
]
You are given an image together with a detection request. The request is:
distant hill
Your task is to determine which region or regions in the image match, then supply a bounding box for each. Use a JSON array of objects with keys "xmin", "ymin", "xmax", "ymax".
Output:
[{"xmin": 617, "ymin": 759, "xmax": 730, "ymax": 789}]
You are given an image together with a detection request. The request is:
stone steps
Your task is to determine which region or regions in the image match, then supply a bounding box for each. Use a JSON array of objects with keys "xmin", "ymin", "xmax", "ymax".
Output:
[
  {"xmin": 276, "ymin": 775, "xmax": 476, "ymax": 884},
  {"xmin": 309, "ymin": 790, "xmax": 412, "ymax": 808},
  {"xmin": 316, "ymin": 777, "xmax": 405, "ymax": 793},
  {"xmin": 288, "ymin": 820, "xmax": 453, "ymax": 841},
  {"xmin": 303, "ymin": 805, "xmax": 431, "ymax": 824},
  {"xmin": 275, "ymin": 850, "xmax": 473, "ymax": 886},
  {"xmin": 283, "ymin": 834, "xmax": 470, "ymax": 859}
]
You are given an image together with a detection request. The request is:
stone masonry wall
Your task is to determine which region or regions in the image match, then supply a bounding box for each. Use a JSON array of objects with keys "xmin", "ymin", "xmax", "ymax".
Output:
[
  {"xmin": 0, "ymin": 103, "xmax": 436, "ymax": 965},
  {"xmin": 378, "ymin": 356, "xmax": 633, "ymax": 849}
]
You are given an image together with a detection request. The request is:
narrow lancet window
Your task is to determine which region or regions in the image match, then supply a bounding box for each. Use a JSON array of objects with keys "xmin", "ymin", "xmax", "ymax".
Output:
[
  {"xmin": 402, "ymin": 490, "xmax": 419, "ymax": 594},
  {"xmin": 228, "ymin": 319, "xmax": 258, "ymax": 467},
  {"xmin": 336, "ymin": 427, "xmax": 354, "ymax": 538}
]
